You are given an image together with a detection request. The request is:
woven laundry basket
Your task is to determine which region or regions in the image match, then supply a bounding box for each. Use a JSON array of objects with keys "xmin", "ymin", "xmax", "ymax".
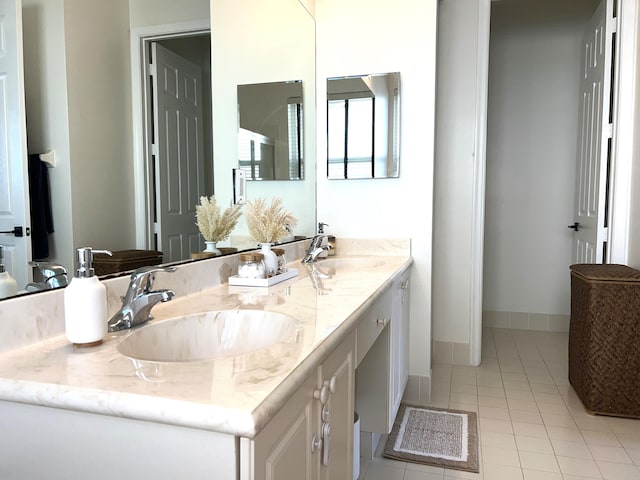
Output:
[
  {"xmin": 93, "ymin": 249, "xmax": 163, "ymax": 276},
  {"xmin": 569, "ymin": 264, "xmax": 640, "ymax": 418}
]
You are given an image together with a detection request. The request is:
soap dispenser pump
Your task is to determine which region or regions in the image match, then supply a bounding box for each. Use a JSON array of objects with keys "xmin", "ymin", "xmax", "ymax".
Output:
[
  {"xmin": 64, "ymin": 247, "xmax": 112, "ymax": 347},
  {"xmin": 0, "ymin": 245, "xmax": 18, "ymax": 299}
]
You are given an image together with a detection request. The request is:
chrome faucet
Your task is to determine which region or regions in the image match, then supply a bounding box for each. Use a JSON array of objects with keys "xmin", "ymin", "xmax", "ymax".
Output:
[
  {"xmin": 303, "ymin": 263, "xmax": 332, "ymax": 295},
  {"xmin": 26, "ymin": 261, "xmax": 69, "ymax": 291},
  {"xmin": 302, "ymin": 235, "xmax": 332, "ymax": 263},
  {"xmin": 108, "ymin": 266, "xmax": 176, "ymax": 332}
]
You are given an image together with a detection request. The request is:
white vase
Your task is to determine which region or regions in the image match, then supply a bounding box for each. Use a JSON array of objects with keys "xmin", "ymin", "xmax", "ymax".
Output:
[
  {"xmin": 204, "ymin": 241, "xmax": 221, "ymax": 255},
  {"xmin": 260, "ymin": 243, "xmax": 278, "ymax": 277}
]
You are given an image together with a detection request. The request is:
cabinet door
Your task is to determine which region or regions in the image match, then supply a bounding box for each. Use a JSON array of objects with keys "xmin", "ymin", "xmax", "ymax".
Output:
[
  {"xmin": 249, "ymin": 372, "xmax": 318, "ymax": 480},
  {"xmin": 390, "ymin": 272, "xmax": 410, "ymax": 423},
  {"xmin": 318, "ymin": 331, "xmax": 356, "ymax": 480}
]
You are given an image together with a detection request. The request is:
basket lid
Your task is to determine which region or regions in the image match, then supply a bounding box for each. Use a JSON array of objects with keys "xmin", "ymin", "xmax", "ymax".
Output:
[
  {"xmin": 570, "ymin": 264, "xmax": 640, "ymax": 282},
  {"xmin": 93, "ymin": 249, "xmax": 162, "ymax": 264}
]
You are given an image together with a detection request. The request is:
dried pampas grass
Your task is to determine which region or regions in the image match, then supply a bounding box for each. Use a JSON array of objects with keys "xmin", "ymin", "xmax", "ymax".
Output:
[
  {"xmin": 195, "ymin": 196, "xmax": 242, "ymax": 242},
  {"xmin": 245, "ymin": 197, "xmax": 297, "ymax": 244}
]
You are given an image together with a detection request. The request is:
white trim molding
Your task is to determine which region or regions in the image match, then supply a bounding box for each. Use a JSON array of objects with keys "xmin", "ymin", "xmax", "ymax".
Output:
[
  {"xmin": 469, "ymin": 0, "xmax": 491, "ymax": 367},
  {"xmin": 609, "ymin": 0, "xmax": 638, "ymax": 264}
]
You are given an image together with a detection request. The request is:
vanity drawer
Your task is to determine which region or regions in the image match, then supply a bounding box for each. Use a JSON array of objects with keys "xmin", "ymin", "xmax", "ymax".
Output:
[{"xmin": 355, "ymin": 288, "xmax": 392, "ymax": 366}]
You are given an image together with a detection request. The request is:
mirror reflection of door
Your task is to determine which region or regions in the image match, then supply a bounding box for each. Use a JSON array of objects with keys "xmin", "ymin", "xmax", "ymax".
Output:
[
  {"xmin": 327, "ymin": 72, "xmax": 400, "ymax": 180},
  {"xmin": 0, "ymin": 0, "xmax": 32, "ymax": 289},
  {"xmin": 144, "ymin": 35, "xmax": 213, "ymax": 263}
]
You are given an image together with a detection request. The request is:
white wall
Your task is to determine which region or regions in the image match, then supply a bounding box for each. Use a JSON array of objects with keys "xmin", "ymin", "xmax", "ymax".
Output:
[
  {"xmin": 22, "ymin": 0, "xmax": 74, "ymax": 271},
  {"xmin": 211, "ymin": 0, "xmax": 317, "ymax": 240},
  {"xmin": 21, "ymin": 0, "xmax": 133, "ymax": 272},
  {"xmin": 483, "ymin": 1, "xmax": 593, "ymax": 317},
  {"xmin": 129, "ymin": 0, "xmax": 209, "ymax": 27},
  {"xmin": 64, "ymin": 0, "xmax": 134, "ymax": 255},
  {"xmin": 316, "ymin": 0, "xmax": 437, "ymax": 382},
  {"xmin": 432, "ymin": 0, "xmax": 480, "ymax": 348}
]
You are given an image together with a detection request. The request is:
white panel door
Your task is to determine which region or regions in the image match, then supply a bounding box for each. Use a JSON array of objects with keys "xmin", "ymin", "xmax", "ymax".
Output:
[
  {"xmin": 0, "ymin": 0, "xmax": 31, "ymax": 289},
  {"xmin": 572, "ymin": 0, "xmax": 612, "ymax": 264},
  {"xmin": 151, "ymin": 43, "xmax": 205, "ymax": 263}
]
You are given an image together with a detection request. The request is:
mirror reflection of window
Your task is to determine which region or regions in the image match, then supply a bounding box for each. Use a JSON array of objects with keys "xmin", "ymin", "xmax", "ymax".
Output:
[
  {"xmin": 287, "ymin": 99, "xmax": 304, "ymax": 179},
  {"xmin": 237, "ymin": 80, "xmax": 304, "ymax": 181},
  {"xmin": 328, "ymin": 97, "xmax": 374, "ymax": 179},
  {"xmin": 327, "ymin": 72, "xmax": 400, "ymax": 179}
]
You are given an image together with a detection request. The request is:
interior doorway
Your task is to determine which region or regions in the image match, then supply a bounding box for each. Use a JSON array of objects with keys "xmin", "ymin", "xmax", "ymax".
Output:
[
  {"xmin": 482, "ymin": 0, "xmax": 600, "ymax": 333},
  {"xmin": 469, "ymin": 0, "xmax": 638, "ymax": 365},
  {"xmin": 130, "ymin": 24, "xmax": 213, "ymax": 262}
]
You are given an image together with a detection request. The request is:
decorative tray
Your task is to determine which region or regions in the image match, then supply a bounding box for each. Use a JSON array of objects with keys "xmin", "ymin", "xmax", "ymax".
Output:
[{"xmin": 227, "ymin": 268, "xmax": 299, "ymax": 287}]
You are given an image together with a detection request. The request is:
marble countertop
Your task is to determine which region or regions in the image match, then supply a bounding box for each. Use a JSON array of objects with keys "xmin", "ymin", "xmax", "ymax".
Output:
[{"xmin": 0, "ymin": 255, "xmax": 412, "ymax": 438}]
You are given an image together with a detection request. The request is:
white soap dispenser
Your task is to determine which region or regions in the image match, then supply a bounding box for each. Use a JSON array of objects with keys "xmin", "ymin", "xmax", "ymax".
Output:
[
  {"xmin": 0, "ymin": 245, "xmax": 18, "ymax": 299},
  {"xmin": 64, "ymin": 247, "xmax": 112, "ymax": 347}
]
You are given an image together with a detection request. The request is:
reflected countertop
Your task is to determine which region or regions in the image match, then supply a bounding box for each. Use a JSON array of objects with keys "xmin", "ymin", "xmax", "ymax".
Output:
[{"xmin": 0, "ymin": 255, "xmax": 412, "ymax": 438}]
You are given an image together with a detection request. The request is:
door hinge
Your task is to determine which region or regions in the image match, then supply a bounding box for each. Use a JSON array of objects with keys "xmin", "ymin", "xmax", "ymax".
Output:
[{"xmin": 606, "ymin": 123, "xmax": 613, "ymax": 138}]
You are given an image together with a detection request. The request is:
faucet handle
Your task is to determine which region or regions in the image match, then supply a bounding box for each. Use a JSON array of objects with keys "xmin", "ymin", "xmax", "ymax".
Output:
[
  {"xmin": 128, "ymin": 265, "xmax": 176, "ymax": 293},
  {"xmin": 29, "ymin": 261, "xmax": 67, "ymax": 277}
]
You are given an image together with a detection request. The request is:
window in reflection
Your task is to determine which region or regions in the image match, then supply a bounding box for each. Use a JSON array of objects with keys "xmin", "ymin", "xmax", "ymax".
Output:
[
  {"xmin": 327, "ymin": 72, "xmax": 400, "ymax": 179},
  {"xmin": 237, "ymin": 80, "xmax": 304, "ymax": 181},
  {"xmin": 287, "ymin": 102, "xmax": 304, "ymax": 179},
  {"xmin": 328, "ymin": 97, "xmax": 374, "ymax": 179}
]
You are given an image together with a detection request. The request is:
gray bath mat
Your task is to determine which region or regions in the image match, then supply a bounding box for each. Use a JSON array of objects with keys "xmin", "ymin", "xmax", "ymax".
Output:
[{"xmin": 383, "ymin": 404, "xmax": 479, "ymax": 473}]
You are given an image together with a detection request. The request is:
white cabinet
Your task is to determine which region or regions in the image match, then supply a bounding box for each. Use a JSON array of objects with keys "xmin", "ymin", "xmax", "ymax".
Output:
[
  {"xmin": 355, "ymin": 287, "xmax": 392, "ymax": 366},
  {"xmin": 355, "ymin": 269, "xmax": 411, "ymax": 438},
  {"xmin": 0, "ymin": 400, "xmax": 238, "ymax": 480},
  {"xmin": 318, "ymin": 330, "xmax": 356, "ymax": 480},
  {"xmin": 245, "ymin": 331, "xmax": 356, "ymax": 480},
  {"xmin": 246, "ymin": 371, "xmax": 318, "ymax": 480},
  {"xmin": 390, "ymin": 271, "xmax": 410, "ymax": 426}
]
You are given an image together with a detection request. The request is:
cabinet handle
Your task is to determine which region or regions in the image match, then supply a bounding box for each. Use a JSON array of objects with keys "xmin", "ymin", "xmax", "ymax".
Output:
[
  {"xmin": 322, "ymin": 403, "xmax": 330, "ymax": 422},
  {"xmin": 377, "ymin": 317, "xmax": 390, "ymax": 326},
  {"xmin": 313, "ymin": 385, "xmax": 329, "ymax": 404},
  {"xmin": 311, "ymin": 433, "xmax": 322, "ymax": 454},
  {"xmin": 321, "ymin": 422, "xmax": 331, "ymax": 466},
  {"xmin": 324, "ymin": 375, "xmax": 337, "ymax": 394},
  {"xmin": 401, "ymin": 280, "xmax": 409, "ymax": 290}
]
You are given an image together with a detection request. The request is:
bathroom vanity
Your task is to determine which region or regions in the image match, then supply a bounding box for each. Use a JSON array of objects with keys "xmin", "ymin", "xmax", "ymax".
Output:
[{"xmin": 0, "ymin": 244, "xmax": 411, "ymax": 479}]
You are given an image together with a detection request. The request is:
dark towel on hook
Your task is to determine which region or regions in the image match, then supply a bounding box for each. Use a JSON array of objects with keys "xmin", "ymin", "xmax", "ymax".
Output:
[{"xmin": 28, "ymin": 154, "xmax": 54, "ymax": 260}]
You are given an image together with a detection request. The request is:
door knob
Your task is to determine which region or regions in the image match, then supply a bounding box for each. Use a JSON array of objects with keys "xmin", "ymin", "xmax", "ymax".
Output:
[{"xmin": 568, "ymin": 222, "xmax": 580, "ymax": 231}]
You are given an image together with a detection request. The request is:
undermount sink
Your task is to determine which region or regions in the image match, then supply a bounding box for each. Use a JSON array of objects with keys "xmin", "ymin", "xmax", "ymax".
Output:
[
  {"xmin": 117, "ymin": 310, "xmax": 297, "ymax": 362},
  {"xmin": 312, "ymin": 256, "xmax": 387, "ymax": 269}
]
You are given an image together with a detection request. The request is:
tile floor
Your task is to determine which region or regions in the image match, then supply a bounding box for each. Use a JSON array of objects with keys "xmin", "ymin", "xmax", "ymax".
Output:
[{"xmin": 359, "ymin": 328, "xmax": 640, "ymax": 480}]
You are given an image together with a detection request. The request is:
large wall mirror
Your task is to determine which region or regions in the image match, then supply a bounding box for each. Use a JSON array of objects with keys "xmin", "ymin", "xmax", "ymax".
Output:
[
  {"xmin": 327, "ymin": 72, "xmax": 400, "ymax": 180},
  {"xmin": 238, "ymin": 80, "xmax": 304, "ymax": 181},
  {"xmin": 0, "ymin": 0, "xmax": 316, "ymax": 300}
]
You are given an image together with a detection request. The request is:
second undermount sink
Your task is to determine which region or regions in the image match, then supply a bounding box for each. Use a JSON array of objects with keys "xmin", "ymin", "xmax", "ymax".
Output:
[
  {"xmin": 313, "ymin": 256, "xmax": 388, "ymax": 269},
  {"xmin": 117, "ymin": 310, "xmax": 297, "ymax": 362}
]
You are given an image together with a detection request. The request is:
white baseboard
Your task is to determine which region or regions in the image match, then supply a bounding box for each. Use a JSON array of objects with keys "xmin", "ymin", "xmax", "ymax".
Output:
[
  {"xmin": 483, "ymin": 310, "xmax": 569, "ymax": 332},
  {"xmin": 402, "ymin": 374, "xmax": 432, "ymax": 405}
]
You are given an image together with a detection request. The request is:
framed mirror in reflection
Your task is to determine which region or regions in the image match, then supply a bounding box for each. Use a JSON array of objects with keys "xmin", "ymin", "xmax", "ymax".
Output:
[
  {"xmin": 327, "ymin": 72, "xmax": 400, "ymax": 180},
  {"xmin": 237, "ymin": 80, "xmax": 304, "ymax": 181}
]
